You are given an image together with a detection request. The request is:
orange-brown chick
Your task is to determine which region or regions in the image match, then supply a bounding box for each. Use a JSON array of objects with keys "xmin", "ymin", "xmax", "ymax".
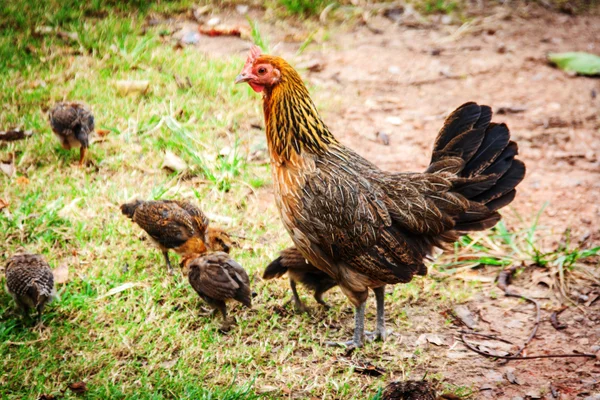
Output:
[
  {"xmin": 48, "ymin": 102, "xmax": 94, "ymax": 166},
  {"xmin": 120, "ymin": 199, "xmax": 209, "ymax": 274},
  {"xmin": 206, "ymin": 226, "xmax": 234, "ymax": 253},
  {"xmin": 5, "ymin": 253, "xmax": 56, "ymax": 322},
  {"xmin": 182, "ymin": 252, "xmax": 252, "ymax": 331}
]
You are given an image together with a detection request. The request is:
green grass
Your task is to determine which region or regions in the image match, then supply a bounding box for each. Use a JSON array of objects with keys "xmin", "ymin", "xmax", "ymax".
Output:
[{"xmin": 1, "ymin": 1, "xmax": 598, "ymax": 399}]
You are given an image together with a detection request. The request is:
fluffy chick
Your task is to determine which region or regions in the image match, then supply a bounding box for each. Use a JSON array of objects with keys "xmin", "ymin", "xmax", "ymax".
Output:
[
  {"xmin": 206, "ymin": 226, "xmax": 234, "ymax": 253},
  {"xmin": 48, "ymin": 102, "xmax": 94, "ymax": 166},
  {"xmin": 5, "ymin": 253, "xmax": 56, "ymax": 322},
  {"xmin": 263, "ymin": 247, "xmax": 337, "ymax": 312},
  {"xmin": 120, "ymin": 199, "xmax": 209, "ymax": 274},
  {"xmin": 183, "ymin": 252, "xmax": 251, "ymax": 331}
]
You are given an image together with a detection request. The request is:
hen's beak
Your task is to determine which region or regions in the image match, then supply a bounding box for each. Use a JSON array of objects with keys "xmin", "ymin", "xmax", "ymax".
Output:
[{"xmin": 235, "ymin": 73, "xmax": 252, "ymax": 84}]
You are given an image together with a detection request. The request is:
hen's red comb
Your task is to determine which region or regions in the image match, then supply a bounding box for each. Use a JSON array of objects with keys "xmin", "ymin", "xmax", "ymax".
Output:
[{"xmin": 246, "ymin": 45, "xmax": 262, "ymax": 65}]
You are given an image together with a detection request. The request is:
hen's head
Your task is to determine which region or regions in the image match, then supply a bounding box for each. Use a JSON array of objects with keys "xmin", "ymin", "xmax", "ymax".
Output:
[{"xmin": 235, "ymin": 46, "xmax": 292, "ymax": 93}]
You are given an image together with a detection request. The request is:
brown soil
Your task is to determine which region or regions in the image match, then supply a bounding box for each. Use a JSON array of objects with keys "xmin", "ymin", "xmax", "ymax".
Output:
[{"xmin": 171, "ymin": 5, "xmax": 600, "ymax": 398}]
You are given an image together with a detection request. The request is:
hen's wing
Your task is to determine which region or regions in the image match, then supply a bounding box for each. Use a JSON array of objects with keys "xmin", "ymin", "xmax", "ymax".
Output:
[
  {"xmin": 296, "ymin": 152, "xmax": 466, "ymax": 284},
  {"xmin": 132, "ymin": 201, "xmax": 197, "ymax": 249}
]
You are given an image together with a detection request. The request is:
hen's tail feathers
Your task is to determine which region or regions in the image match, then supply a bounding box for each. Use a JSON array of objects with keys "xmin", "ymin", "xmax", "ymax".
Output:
[
  {"xmin": 120, "ymin": 200, "xmax": 143, "ymax": 219},
  {"xmin": 263, "ymin": 256, "xmax": 288, "ymax": 280},
  {"xmin": 427, "ymin": 102, "xmax": 526, "ymax": 232}
]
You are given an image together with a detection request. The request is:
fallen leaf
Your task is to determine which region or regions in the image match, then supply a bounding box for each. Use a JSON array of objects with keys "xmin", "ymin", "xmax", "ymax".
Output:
[
  {"xmin": 115, "ymin": 80, "xmax": 150, "ymax": 96},
  {"xmin": 16, "ymin": 176, "xmax": 30, "ymax": 185},
  {"xmin": 162, "ymin": 151, "xmax": 187, "ymax": 172},
  {"xmin": 96, "ymin": 129, "xmax": 111, "ymax": 137},
  {"xmin": 53, "ymin": 264, "xmax": 70, "ymax": 284},
  {"xmin": 97, "ymin": 282, "xmax": 143, "ymax": 300},
  {"xmin": 68, "ymin": 381, "xmax": 88, "ymax": 394},
  {"xmin": 198, "ymin": 24, "xmax": 250, "ymax": 39},
  {"xmin": 453, "ymin": 305, "xmax": 477, "ymax": 329},
  {"xmin": 160, "ymin": 357, "xmax": 179, "ymax": 368},
  {"xmin": 416, "ymin": 333, "xmax": 445, "ymax": 346},
  {"xmin": 0, "ymin": 128, "xmax": 34, "ymax": 141},
  {"xmin": 375, "ymin": 131, "xmax": 390, "ymax": 146},
  {"xmin": 506, "ymin": 369, "xmax": 520, "ymax": 385},
  {"xmin": 548, "ymin": 52, "xmax": 600, "ymax": 76},
  {"xmin": 0, "ymin": 156, "xmax": 15, "ymax": 177},
  {"xmin": 0, "ymin": 198, "xmax": 8, "ymax": 210}
]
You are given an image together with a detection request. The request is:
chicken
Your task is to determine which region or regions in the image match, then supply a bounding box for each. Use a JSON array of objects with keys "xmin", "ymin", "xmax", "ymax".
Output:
[
  {"xmin": 206, "ymin": 226, "xmax": 234, "ymax": 253},
  {"xmin": 5, "ymin": 253, "xmax": 56, "ymax": 322},
  {"xmin": 263, "ymin": 247, "xmax": 337, "ymax": 312},
  {"xmin": 182, "ymin": 252, "xmax": 252, "ymax": 331},
  {"xmin": 236, "ymin": 46, "xmax": 526, "ymax": 348},
  {"xmin": 48, "ymin": 102, "xmax": 94, "ymax": 166},
  {"xmin": 120, "ymin": 199, "xmax": 210, "ymax": 274}
]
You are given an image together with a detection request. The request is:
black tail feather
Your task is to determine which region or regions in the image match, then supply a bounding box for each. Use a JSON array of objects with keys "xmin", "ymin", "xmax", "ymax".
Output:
[
  {"xmin": 263, "ymin": 256, "xmax": 288, "ymax": 280},
  {"xmin": 429, "ymin": 102, "xmax": 525, "ymax": 233}
]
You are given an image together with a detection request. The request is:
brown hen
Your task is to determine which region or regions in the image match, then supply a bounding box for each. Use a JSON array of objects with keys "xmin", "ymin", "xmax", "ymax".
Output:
[
  {"xmin": 236, "ymin": 46, "xmax": 526, "ymax": 347},
  {"xmin": 263, "ymin": 247, "xmax": 337, "ymax": 312},
  {"xmin": 120, "ymin": 199, "xmax": 210, "ymax": 273},
  {"xmin": 182, "ymin": 252, "xmax": 252, "ymax": 331},
  {"xmin": 48, "ymin": 102, "xmax": 94, "ymax": 166},
  {"xmin": 5, "ymin": 253, "xmax": 57, "ymax": 322}
]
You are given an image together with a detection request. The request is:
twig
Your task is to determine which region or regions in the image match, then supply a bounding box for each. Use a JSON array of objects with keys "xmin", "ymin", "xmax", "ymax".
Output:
[
  {"xmin": 460, "ymin": 333, "xmax": 596, "ymax": 360},
  {"xmin": 550, "ymin": 306, "xmax": 568, "ymax": 331},
  {"xmin": 457, "ymin": 330, "xmax": 513, "ymax": 344},
  {"xmin": 504, "ymin": 289, "xmax": 540, "ymax": 358},
  {"xmin": 5, "ymin": 337, "xmax": 48, "ymax": 345}
]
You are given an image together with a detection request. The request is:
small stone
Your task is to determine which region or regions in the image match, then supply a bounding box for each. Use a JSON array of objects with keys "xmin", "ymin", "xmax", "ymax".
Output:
[
  {"xmin": 236, "ymin": 4, "xmax": 249, "ymax": 15},
  {"xmin": 579, "ymin": 338, "xmax": 590, "ymax": 345},
  {"xmin": 207, "ymin": 17, "xmax": 220, "ymax": 27},
  {"xmin": 573, "ymin": 315, "xmax": 585, "ymax": 322}
]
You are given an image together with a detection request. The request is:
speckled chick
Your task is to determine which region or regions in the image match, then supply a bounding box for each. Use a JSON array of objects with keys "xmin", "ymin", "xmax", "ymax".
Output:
[
  {"xmin": 120, "ymin": 199, "xmax": 210, "ymax": 274},
  {"xmin": 5, "ymin": 254, "xmax": 56, "ymax": 321},
  {"xmin": 48, "ymin": 102, "xmax": 95, "ymax": 166},
  {"xmin": 183, "ymin": 252, "xmax": 251, "ymax": 331},
  {"xmin": 206, "ymin": 226, "xmax": 234, "ymax": 253},
  {"xmin": 263, "ymin": 247, "xmax": 337, "ymax": 312}
]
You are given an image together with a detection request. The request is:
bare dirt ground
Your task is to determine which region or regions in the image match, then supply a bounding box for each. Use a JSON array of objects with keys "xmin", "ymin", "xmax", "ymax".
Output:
[{"xmin": 168, "ymin": 5, "xmax": 600, "ymax": 398}]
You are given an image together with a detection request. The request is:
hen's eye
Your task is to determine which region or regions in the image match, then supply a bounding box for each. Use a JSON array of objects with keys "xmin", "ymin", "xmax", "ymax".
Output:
[{"xmin": 258, "ymin": 67, "xmax": 267, "ymax": 75}]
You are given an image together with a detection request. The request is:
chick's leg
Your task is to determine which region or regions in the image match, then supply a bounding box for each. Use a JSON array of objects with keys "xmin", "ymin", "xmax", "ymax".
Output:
[
  {"xmin": 314, "ymin": 289, "xmax": 330, "ymax": 310},
  {"xmin": 78, "ymin": 147, "xmax": 87, "ymax": 167},
  {"xmin": 217, "ymin": 302, "xmax": 232, "ymax": 333},
  {"xmin": 162, "ymin": 250, "xmax": 174, "ymax": 275},
  {"xmin": 290, "ymin": 278, "xmax": 308, "ymax": 313}
]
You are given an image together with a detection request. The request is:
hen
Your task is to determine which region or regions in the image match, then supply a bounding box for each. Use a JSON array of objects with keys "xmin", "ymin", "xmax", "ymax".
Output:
[
  {"xmin": 120, "ymin": 199, "xmax": 210, "ymax": 273},
  {"xmin": 5, "ymin": 253, "xmax": 57, "ymax": 322},
  {"xmin": 182, "ymin": 252, "xmax": 252, "ymax": 331},
  {"xmin": 263, "ymin": 247, "xmax": 337, "ymax": 312},
  {"xmin": 236, "ymin": 46, "xmax": 525, "ymax": 347},
  {"xmin": 48, "ymin": 102, "xmax": 95, "ymax": 166}
]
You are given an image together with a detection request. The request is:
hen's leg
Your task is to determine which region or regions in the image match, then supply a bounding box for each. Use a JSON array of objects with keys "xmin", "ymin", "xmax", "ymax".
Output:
[
  {"xmin": 290, "ymin": 278, "xmax": 308, "ymax": 313},
  {"xmin": 326, "ymin": 302, "xmax": 366, "ymax": 348},
  {"xmin": 162, "ymin": 250, "xmax": 174, "ymax": 275},
  {"xmin": 373, "ymin": 286, "xmax": 387, "ymax": 341}
]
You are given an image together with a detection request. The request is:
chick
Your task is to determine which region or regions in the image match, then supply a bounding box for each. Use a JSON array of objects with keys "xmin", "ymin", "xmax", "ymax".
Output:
[
  {"xmin": 263, "ymin": 247, "xmax": 337, "ymax": 312},
  {"xmin": 5, "ymin": 253, "xmax": 56, "ymax": 322},
  {"xmin": 206, "ymin": 226, "xmax": 234, "ymax": 253},
  {"xmin": 120, "ymin": 199, "xmax": 209, "ymax": 274},
  {"xmin": 48, "ymin": 102, "xmax": 94, "ymax": 166},
  {"xmin": 182, "ymin": 252, "xmax": 252, "ymax": 331}
]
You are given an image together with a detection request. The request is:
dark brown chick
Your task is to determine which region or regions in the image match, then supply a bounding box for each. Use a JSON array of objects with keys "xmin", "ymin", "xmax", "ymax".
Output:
[
  {"xmin": 48, "ymin": 102, "xmax": 94, "ymax": 166},
  {"xmin": 263, "ymin": 247, "xmax": 337, "ymax": 312},
  {"xmin": 183, "ymin": 252, "xmax": 252, "ymax": 331},
  {"xmin": 237, "ymin": 47, "xmax": 526, "ymax": 347},
  {"xmin": 5, "ymin": 253, "xmax": 56, "ymax": 322},
  {"xmin": 120, "ymin": 199, "xmax": 210, "ymax": 274},
  {"xmin": 382, "ymin": 380, "xmax": 460, "ymax": 400}
]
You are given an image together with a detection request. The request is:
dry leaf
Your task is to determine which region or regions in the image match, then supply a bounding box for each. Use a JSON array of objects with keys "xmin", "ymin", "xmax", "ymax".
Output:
[
  {"xmin": 162, "ymin": 151, "xmax": 187, "ymax": 172},
  {"xmin": 53, "ymin": 263, "xmax": 70, "ymax": 284},
  {"xmin": 68, "ymin": 381, "xmax": 88, "ymax": 394},
  {"xmin": 115, "ymin": 80, "xmax": 150, "ymax": 96},
  {"xmin": 198, "ymin": 24, "xmax": 250, "ymax": 39},
  {"xmin": 0, "ymin": 198, "xmax": 8, "ymax": 210},
  {"xmin": 16, "ymin": 176, "xmax": 29, "ymax": 185},
  {"xmin": 0, "ymin": 156, "xmax": 15, "ymax": 177},
  {"xmin": 453, "ymin": 305, "xmax": 477, "ymax": 329},
  {"xmin": 416, "ymin": 333, "xmax": 445, "ymax": 346},
  {"xmin": 97, "ymin": 282, "xmax": 143, "ymax": 300},
  {"xmin": 0, "ymin": 128, "xmax": 34, "ymax": 141},
  {"xmin": 96, "ymin": 129, "xmax": 111, "ymax": 137}
]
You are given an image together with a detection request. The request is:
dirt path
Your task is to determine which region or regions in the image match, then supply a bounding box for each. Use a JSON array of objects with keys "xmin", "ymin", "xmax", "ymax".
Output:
[{"xmin": 176, "ymin": 6, "xmax": 600, "ymax": 398}]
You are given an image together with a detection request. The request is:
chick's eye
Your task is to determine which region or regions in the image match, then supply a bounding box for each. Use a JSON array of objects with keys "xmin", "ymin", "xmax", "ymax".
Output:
[{"xmin": 258, "ymin": 67, "xmax": 267, "ymax": 75}]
